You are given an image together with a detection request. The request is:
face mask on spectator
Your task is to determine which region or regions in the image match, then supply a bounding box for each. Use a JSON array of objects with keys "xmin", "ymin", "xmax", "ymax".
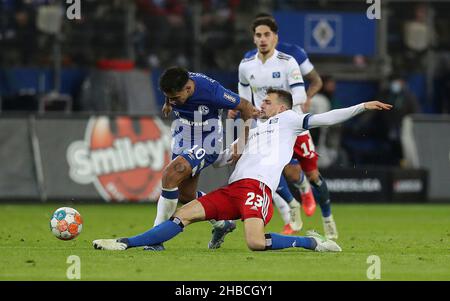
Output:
[{"xmin": 390, "ymin": 81, "xmax": 403, "ymax": 94}]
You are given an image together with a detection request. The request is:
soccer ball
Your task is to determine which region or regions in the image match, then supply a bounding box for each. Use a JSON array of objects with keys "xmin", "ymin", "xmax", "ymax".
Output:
[{"xmin": 50, "ymin": 207, "xmax": 83, "ymax": 240}]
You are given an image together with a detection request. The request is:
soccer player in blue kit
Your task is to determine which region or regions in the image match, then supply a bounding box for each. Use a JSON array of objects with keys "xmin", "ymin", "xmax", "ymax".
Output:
[{"xmin": 145, "ymin": 67, "xmax": 256, "ymax": 251}]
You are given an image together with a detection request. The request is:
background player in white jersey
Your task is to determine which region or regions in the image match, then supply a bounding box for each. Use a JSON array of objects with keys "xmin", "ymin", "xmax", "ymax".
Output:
[
  {"xmin": 233, "ymin": 17, "xmax": 306, "ymax": 236},
  {"xmin": 244, "ymin": 13, "xmax": 324, "ymax": 225},
  {"xmin": 235, "ymin": 16, "xmax": 340, "ymax": 239},
  {"xmin": 92, "ymin": 89, "xmax": 392, "ymax": 252}
]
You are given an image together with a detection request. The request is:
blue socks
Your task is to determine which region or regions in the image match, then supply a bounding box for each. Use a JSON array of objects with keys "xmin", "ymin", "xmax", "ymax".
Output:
[
  {"xmin": 276, "ymin": 175, "xmax": 295, "ymax": 204},
  {"xmin": 265, "ymin": 233, "xmax": 316, "ymax": 250},
  {"xmin": 310, "ymin": 175, "xmax": 332, "ymax": 218},
  {"xmin": 127, "ymin": 218, "xmax": 184, "ymax": 248},
  {"xmin": 125, "ymin": 219, "xmax": 319, "ymax": 251},
  {"xmin": 161, "ymin": 187, "xmax": 179, "ymax": 200}
]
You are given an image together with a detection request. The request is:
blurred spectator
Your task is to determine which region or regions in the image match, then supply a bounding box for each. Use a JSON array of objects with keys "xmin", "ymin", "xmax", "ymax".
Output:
[
  {"xmin": 353, "ymin": 54, "xmax": 368, "ymax": 69},
  {"xmin": 434, "ymin": 52, "xmax": 450, "ymax": 114},
  {"xmin": 378, "ymin": 74, "xmax": 421, "ymax": 166},
  {"xmin": 439, "ymin": 70, "xmax": 450, "ymax": 114},
  {"xmin": 12, "ymin": 4, "xmax": 37, "ymax": 65},
  {"xmin": 273, "ymin": 0, "xmax": 300, "ymax": 10},
  {"xmin": 135, "ymin": 0, "xmax": 191, "ymax": 68},
  {"xmin": 200, "ymin": 0, "xmax": 240, "ymax": 69},
  {"xmin": 403, "ymin": 3, "xmax": 436, "ymax": 73}
]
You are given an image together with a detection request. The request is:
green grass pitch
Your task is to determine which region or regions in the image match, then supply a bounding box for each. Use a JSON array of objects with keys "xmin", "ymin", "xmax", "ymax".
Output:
[{"xmin": 0, "ymin": 203, "xmax": 449, "ymax": 281}]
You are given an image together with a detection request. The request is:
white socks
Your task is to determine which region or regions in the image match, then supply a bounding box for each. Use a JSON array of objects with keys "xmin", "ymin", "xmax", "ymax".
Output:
[
  {"xmin": 322, "ymin": 214, "xmax": 334, "ymax": 222},
  {"xmin": 153, "ymin": 188, "xmax": 179, "ymax": 227},
  {"xmin": 293, "ymin": 173, "xmax": 312, "ymax": 194},
  {"xmin": 272, "ymin": 192, "xmax": 291, "ymax": 225}
]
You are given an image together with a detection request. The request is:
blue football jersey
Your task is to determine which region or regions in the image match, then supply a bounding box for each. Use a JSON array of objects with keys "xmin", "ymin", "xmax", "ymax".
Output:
[
  {"xmin": 171, "ymin": 72, "xmax": 240, "ymax": 157},
  {"xmin": 244, "ymin": 42, "xmax": 309, "ymax": 66}
]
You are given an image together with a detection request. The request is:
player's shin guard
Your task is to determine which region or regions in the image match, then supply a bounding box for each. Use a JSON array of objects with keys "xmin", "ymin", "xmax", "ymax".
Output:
[
  {"xmin": 310, "ymin": 175, "xmax": 332, "ymax": 218},
  {"xmin": 276, "ymin": 175, "xmax": 295, "ymax": 204},
  {"xmin": 154, "ymin": 188, "xmax": 179, "ymax": 226},
  {"xmin": 127, "ymin": 217, "xmax": 184, "ymax": 248},
  {"xmin": 264, "ymin": 233, "xmax": 316, "ymax": 251}
]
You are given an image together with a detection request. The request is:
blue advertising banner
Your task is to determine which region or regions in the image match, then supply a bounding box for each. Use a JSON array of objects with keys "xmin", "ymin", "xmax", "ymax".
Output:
[{"xmin": 273, "ymin": 11, "xmax": 377, "ymax": 56}]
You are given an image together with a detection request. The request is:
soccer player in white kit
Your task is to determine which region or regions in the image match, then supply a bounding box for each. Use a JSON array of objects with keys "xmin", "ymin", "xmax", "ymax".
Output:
[
  {"xmin": 242, "ymin": 14, "xmax": 323, "ymax": 234},
  {"xmin": 233, "ymin": 17, "xmax": 338, "ymax": 238},
  {"xmin": 92, "ymin": 89, "xmax": 391, "ymax": 252}
]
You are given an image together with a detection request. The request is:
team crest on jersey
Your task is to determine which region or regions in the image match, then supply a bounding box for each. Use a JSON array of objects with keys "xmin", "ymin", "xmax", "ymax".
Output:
[
  {"xmin": 198, "ymin": 105, "xmax": 210, "ymax": 115},
  {"xmin": 272, "ymin": 72, "xmax": 281, "ymax": 78},
  {"xmin": 269, "ymin": 118, "xmax": 279, "ymax": 124},
  {"xmin": 291, "ymin": 69, "xmax": 302, "ymax": 81}
]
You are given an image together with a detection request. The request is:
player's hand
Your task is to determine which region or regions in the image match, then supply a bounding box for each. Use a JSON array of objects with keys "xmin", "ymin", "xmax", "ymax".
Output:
[
  {"xmin": 162, "ymin": 102, "xmax": 172, "ymax": 118},
  {"xmin": 363, "ymin": 101, "xmax": 393, "ymax": 111},
  {"xmin": 252, "ymin": 107, "xmax": 262, "ymax": 118},
  {"xmin": 227, "ymin": 109, "xmax": 239, "ymax": 119},
  {"xmin": 227, "ymin": 142, "xmax": 242, "ymax": 165}
]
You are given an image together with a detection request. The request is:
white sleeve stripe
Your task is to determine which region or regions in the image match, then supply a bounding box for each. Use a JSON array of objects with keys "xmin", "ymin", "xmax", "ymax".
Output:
[
  {"xmin": 290, "ymin": 83, "xmax": 305, "ymax": 89},
  {"xmin": 299, "ymin": 59, "xmax": 314, "ymax": 75}
]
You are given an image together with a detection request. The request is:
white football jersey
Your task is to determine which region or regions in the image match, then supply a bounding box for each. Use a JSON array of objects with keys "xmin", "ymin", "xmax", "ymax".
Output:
[
  {"xmin": 238, "ymin": 50, "xmax": 307, "ymax": 113},
  {"xmin": 228, "ymin": 110, "xmax": 307, "ymax": 192},
  {"xmin": 228, "ymin": 102, "xmax": 367, "ymax": 192}
]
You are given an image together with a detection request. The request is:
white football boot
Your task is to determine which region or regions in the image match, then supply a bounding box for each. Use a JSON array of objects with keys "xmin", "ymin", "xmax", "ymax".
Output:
[
  {"xmin": 306, "ymin": 230, "xmax": 342, "ymax": 252},
  {"xmin": 322, "ymin": 215, "xmax": 338, "ymax": 240},
  {"xmin": 92, "ymin": 239, "xmax": 128, "ymax": 251}
]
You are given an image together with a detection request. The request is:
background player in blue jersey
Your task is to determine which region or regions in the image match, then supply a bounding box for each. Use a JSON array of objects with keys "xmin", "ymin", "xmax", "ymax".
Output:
[
  {"xmin": 237, "ymin": 14, "xmax": 338, "ymax": 239},
  {"xmin": 147, "ymin": 66, "xmax": 256, "ymax": 250}
]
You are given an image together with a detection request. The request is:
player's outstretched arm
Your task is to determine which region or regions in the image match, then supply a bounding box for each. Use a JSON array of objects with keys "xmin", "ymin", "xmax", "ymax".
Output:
[
  {"xmin": 363, "ymin": 101, "xmax": 393, "ymax": 111},
  {"xmin": 307, "ymin": 101, "xmax": 392, "ymax": 129}
]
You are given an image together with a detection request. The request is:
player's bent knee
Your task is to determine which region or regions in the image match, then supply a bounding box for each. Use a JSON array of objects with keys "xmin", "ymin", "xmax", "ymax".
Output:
[
  {"xmin": 284, "ymin": 165, "xmax": 301, "ymax": 182},
  {"xmin": 286, "ymin": 172, "xmax": 300, "ymax": 183},
  {"xmin": 162, "ymin": 161, "xmax": 191, "ymax": 187},
  {"xmin": 246, "ymin": 238, "xmax": 266, "ymax": 251}
]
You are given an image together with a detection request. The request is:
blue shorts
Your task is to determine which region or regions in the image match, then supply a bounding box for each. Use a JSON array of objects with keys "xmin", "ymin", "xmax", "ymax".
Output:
[
  {"xmin": 289, "ymin": 158, "xmax": 299, "ymax": 165},
  {"xmin": 172, "ymin": 146, "xmax": 219, "ymax": 177}
]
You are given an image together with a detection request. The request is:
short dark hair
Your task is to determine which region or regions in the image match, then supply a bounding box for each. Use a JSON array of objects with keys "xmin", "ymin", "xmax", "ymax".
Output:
[
  {"xmin": 159, "ymin": 66, "xmax": 189, "ymax": 94},
  {"xmin": 252, "ymin": 17, "xmax": 278, "ymax": 34},
  {"xmin": 254, "ymin": 12, "xmax": 274, "ymax": 20},
  {"xmin": 266, "ymin": 88, "xmax": 293, "ymax": 109}
]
